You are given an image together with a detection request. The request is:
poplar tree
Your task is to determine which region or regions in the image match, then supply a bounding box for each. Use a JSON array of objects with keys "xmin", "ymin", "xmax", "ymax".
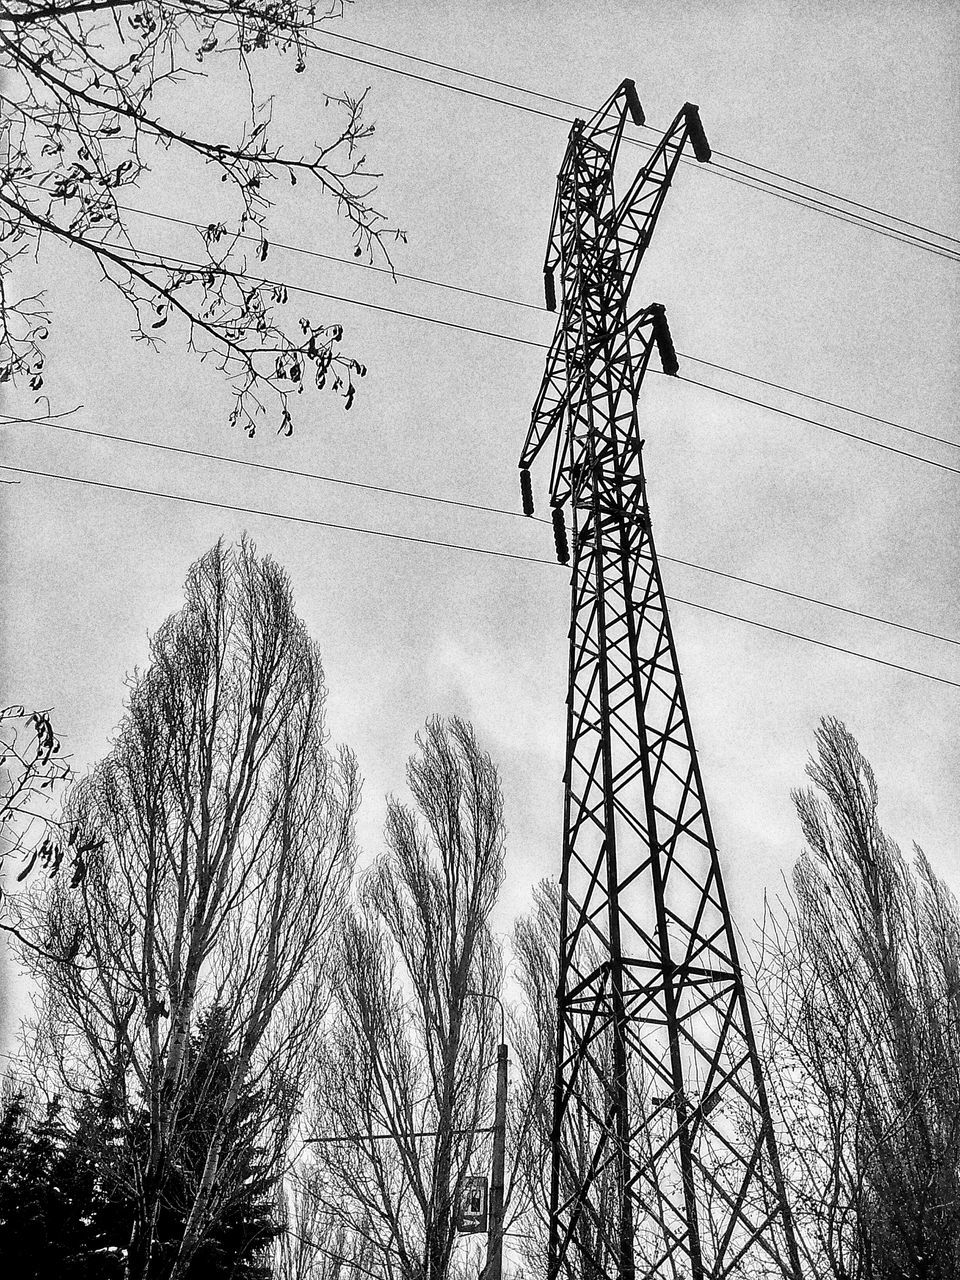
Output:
[
  {"xmin": 756, "ymin": 718, "xmax": 960, "ymax": 1280},
  {"xmin": 299, "ymin": 718, "xmax": 507, "ymax": 1280},
  {"xmin": 14, "ymin": 537, "xmax": 358, "ymax": 1279}
]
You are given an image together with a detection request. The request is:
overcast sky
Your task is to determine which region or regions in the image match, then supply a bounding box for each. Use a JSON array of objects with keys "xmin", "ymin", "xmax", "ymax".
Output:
[{"xmin": 2, "ymin": 0, "xmax": 959, "ymax": 1036}]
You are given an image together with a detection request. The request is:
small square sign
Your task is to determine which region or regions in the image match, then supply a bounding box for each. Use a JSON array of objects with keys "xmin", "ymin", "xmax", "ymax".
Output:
[{"xmin": 456, "ymin": 1174, "xmax": 489, "ymax": 1234}]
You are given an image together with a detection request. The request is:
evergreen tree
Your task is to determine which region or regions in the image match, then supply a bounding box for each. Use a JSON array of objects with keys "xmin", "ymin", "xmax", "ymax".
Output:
[
  {"xmin": 0, "ymin": 1091, "xmax": 126, "ymax": 1277},
  {"xmin": 0, "ymin": 1009, "xmax": 283, "ymax": 1276},
  {"xmin": 148, "ymin": 1006, "xmax": 284, "ymax": 1278}
]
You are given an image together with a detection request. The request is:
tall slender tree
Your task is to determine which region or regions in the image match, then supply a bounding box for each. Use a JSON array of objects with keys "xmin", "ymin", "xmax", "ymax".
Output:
[
  {"xmin": 13, "ymin": 537, "xmax": 358, "ymax": 1279},
  {"xmin": 755, "ymin": 718, "xmax": 960, "ymax": 1280},
  {"xmin": 298, "ymin": 717, "xmax": 506, "ymax": 1280}
]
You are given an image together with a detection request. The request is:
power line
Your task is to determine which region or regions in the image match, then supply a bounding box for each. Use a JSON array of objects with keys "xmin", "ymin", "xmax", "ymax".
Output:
[
  {"xmin": 0, "ymin": 459, "xmax": 551, "ymax": 559},
  {"xmin": 1, "ymin": 460, "xmax": 957, "ymax": 690},
  {"xmin": 702, "ymin": 159, "xmax": 960, "ymax": 250},
  {"xmin": 164, "ymin": 8, "xmax": 956, "ymax": 260},
  {"xmin": 674, "ymin": 158, "xmax": 960, "ymax": 262},
  {"xmin": 317, "ymin": 28, "xmax": 960, "ymax": 250},
  {"xmin": 114, "ymin": 204, "xmax": 546, "ymax": 313},
  {"xmin": 106, "ymin": 240, "xmax": 960, "ymax": 480},
  {"xmin": 295, "ymin": 30, "xmax": 960, "ymax": 262},
  {"xmin": 4, "ymin": 411, "xmax": 958, "ymax": 651},
  {"xmin": 680, "ymin": 354, "xmax": 960, "ymax": 452},
  {"xmin": 672, "ymin": 375, "xmax": 960, "ymax": 477},
  {"xmin": 661, "ymin": 554, "xmax": 960, "ymax": 650},
  {"xmin": 120, "ymin": 240, "xmax": 548, "ymax": 348},
  {"xmin": 115, "ymin": 201, "xmax": 960, "ymax": 452},
  {"xmin": 2, "ymin": 413, "xmax": 521, "ymax": 520}
]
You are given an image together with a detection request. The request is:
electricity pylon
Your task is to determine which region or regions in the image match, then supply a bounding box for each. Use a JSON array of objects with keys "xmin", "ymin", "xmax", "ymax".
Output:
[{"xmin": 519, "ymin": 81, "xmax": 802, "ymax": 1280}]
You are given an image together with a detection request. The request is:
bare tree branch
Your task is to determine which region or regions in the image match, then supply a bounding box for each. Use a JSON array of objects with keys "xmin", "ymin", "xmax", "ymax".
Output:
[{"xmin": 0, "ymin": 0, "xmax": 403, "ymax": 434}]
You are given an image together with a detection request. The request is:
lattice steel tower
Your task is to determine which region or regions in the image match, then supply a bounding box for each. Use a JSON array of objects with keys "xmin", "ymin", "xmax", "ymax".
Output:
[{"xmin": 518, "ymin": 82, "xmax": 802, "ymax": 1280}]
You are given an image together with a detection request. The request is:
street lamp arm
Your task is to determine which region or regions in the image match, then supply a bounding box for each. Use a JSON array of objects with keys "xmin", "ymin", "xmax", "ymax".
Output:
[{"xmin": 466, "ymin": 987, "xmax": 507, "ymax": 1047}]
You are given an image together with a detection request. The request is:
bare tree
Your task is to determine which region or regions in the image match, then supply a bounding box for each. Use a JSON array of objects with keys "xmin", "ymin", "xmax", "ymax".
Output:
[
  {"xmin": 296, "ymin": 717, "xmax": 507, "ymax": 1280},
  {"xmin": 1, "ymin": 0, "xmax": 402, "ymax": 435},
  {"xmin": 754, "ymin": 717, "xmax": 960, "ymax": 1280},
  {"xmin": 12, "ymin": 536, "xmax": 359, "ymax": 1279},
  {"xmin": 509, "ymin": 878, "xmax": 557, "ymax": 1280}
]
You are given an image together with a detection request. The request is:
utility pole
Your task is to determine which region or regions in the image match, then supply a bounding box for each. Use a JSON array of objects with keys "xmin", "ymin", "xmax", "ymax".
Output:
[
  {"xmin": 519, "ymin": 79, "xmax": 802, "ymax": 1280},
  {"xmin": 484, "ymin": 1041, "xmax": 508, "ymax": 1280},
  {"xmin": 470, "ymin": 989, "xmax": 508, "ymax": 1280}
]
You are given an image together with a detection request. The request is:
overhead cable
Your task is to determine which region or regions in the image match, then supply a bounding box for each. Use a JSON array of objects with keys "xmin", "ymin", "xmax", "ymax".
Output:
[
  {"xmin": 4, "ymin": 410, "xmax": 958, "ymax": 650},
  {"xmin": 291, "ymin": 30, "xmax": 960, "ymax": 261},
  {"xmin": 114, "ymin": 204, "xmax": 547, "ymax": 312},
  {"xmin": 314, "ymin": 27, "xmax": 960, "ymax": 248},
  {"xmin": 104, "ymin": 240, "xmax": 960, "ymax": 480},
  {"xmin": 114, "ymin": 201, "xmax": 960, "ymax": 453},
  {"xmin": 2, "ymin": 460, "xmax": 958, "ymax": 691}
]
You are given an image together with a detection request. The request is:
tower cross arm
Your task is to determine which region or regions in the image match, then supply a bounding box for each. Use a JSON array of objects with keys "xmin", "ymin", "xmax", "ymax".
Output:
[
  {"xmin": 610, "ymin": 103, "xmax": 711, "ymax": 300},
  {"xmin": 519, "ymin": 327, "xmax": 568, "ymax": 478},
  {"xmin": 543, "ymin": 78, "xmax": 646, "ymax": 312},
  {"xmin": 625, "ymin": 302, "xmax": 679, "ymax": 378}
]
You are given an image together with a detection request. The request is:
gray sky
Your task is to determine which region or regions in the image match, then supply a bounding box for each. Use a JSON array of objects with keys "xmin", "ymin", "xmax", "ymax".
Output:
[{"xmin": 2, "ymin": 0, "xmax": 959, "ymax": 984}]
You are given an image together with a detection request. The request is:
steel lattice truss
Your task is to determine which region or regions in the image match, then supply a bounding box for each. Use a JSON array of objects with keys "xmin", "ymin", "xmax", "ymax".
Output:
[{"xmin": 518, "ymin": 81, "xmax": 802, "ymax": 1280}]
